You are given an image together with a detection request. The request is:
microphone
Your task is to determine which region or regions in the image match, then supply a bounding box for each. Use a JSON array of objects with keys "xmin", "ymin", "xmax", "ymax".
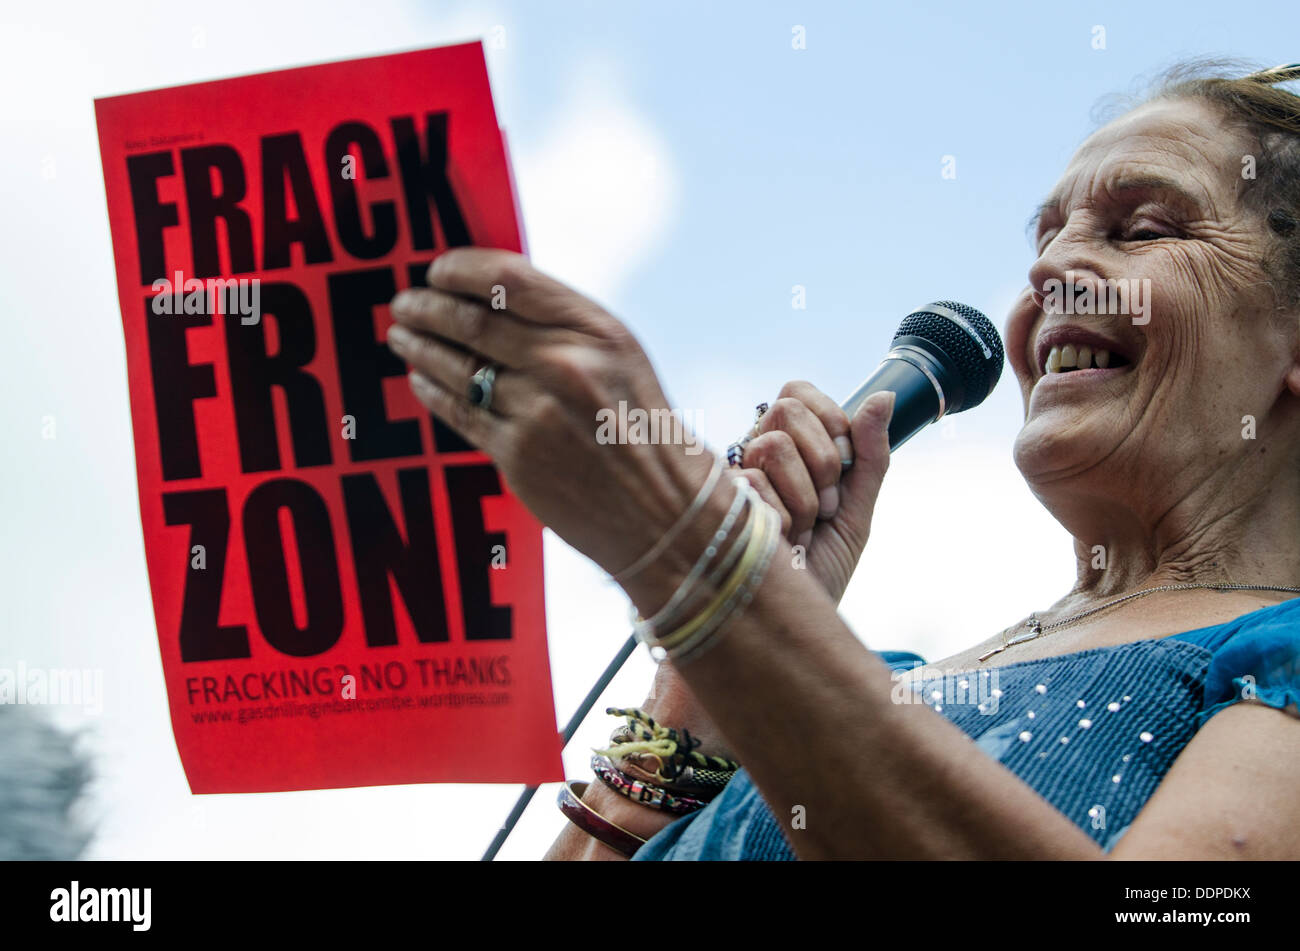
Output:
[
  {"xmin": 840, "ymin": 301, "xmax": 1004, "ymax": 450},
  {"xmin": 482, "ymin": 298, "xmax": 1004, "ymax": 860}
]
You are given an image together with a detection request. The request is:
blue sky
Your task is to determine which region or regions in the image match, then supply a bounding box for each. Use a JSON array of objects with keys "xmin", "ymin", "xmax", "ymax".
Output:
[{"xmin": 2, "ymin": 0, "xmax": 1297, "ymax": 859}]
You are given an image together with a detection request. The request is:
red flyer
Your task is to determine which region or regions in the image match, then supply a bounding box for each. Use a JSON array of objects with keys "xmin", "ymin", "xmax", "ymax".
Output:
[{"xmin": 94, "ymin": 42, "xmax": 563, "ymax": 793}]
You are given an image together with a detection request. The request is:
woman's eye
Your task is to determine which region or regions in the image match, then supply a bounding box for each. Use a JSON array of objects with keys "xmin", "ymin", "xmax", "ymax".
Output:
[{"xmin": 1119, "ymin": 221, "xmax": 1176, "ymax": 242}]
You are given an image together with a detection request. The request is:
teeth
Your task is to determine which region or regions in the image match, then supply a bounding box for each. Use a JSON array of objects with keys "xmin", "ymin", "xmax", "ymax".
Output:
[{"xmin": 1044, "ymin": 345, "xmax": 1114, "ymax": 373}]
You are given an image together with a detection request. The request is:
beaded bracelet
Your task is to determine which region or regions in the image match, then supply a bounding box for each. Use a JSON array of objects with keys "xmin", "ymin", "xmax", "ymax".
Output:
[
  {"xmin": 590, "ymin": 754, "xmax": 708, "ymax": 815},
  {"xmin": 616, "ymin": 752, "xmax": 736, "ymax": 799}
]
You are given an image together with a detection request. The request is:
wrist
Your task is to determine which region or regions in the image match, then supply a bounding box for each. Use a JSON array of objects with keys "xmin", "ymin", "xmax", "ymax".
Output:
[
  {"xmin": 639, "ymin": 665, "xmax": 731, "ymax": 760},
  {"xmin": 618, "ymin": 455, "xmax": 744, "ymax": 619}
]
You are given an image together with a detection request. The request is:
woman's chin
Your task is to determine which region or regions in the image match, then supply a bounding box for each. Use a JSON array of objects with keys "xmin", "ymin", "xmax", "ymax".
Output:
[{"xmin": 1012, "ymin": 413, "xmax": 1113, "ymax": 486}]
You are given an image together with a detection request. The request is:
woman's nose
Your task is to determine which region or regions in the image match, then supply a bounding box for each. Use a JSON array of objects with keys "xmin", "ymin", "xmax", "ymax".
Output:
[{"xmin": 1028, "ymin": 231, "xmax": 1108, "ymax": 309}]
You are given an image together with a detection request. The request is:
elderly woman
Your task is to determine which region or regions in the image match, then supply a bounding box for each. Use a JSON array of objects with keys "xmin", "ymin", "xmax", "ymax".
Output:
[{"xmin": 385, "ymin": 61, "xmax": 1300, "ymax": 860}]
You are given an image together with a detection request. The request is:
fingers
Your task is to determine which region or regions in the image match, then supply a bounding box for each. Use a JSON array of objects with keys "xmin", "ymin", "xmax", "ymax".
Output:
[
  {"xmin": 753, "ymin": 395, "xmax": 847, "ymax": 519},
  {"xmin": 848, "ymin": 390, "xmax": 893, "ymax": 473},
  {"xmin": 833, "ymin": 390, "xmax": 895, "ymax": 552},
  {"xmin": 775, "ymin": 380, "xmax": 854, "ymax": 467},
  {"xmin": 405, "ymin": 371, "xmax": 496, "ymax": 453},
  {"xmin": 426, "ymin": 248, "xmax": 613, "ymax": 333},
  {"xmin": 389, "ymin": 286, "xmax": 550, "ymax": 367},
  {"xmin": 741, "ymin": 430, "xmax": 819, "ymax": 544},
  {"xmin": 386, "ymin": 324, "xmax": 531, "ymax": 418},
  {"xmin": 735, "ymin": 468, "xmax": 794, "ymax": 540}
]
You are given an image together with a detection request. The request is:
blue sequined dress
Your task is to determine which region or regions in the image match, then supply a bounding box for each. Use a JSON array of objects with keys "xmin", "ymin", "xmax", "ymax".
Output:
[{"xmin": 632, "ymin": 597, "xmax": 1300, "ymax": 860}]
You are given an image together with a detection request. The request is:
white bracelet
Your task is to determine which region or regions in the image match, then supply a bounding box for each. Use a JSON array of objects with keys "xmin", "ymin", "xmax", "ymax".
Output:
[
  {"xmin": 613, "ymin": 452, "xmax": 724, "ymax": 583},
  {"xmin": 669, "ymin": 501, "xmax": 782, "ymax": 664},
  {"xmin": 633, "ymin": 477, "xmax": 752, "ymax": 644}
]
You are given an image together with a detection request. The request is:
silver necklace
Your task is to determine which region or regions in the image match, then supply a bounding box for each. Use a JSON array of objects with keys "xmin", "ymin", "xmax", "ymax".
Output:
[{"xmin": 977, "ymin": 582, "xmax": 1300, "ymax": 663}]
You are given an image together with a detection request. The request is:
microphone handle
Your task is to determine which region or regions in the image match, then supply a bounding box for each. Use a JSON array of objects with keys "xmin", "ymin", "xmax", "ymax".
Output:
[{"xmin": 840, "ymin": 348, "xmax": 948, "ymax": 451}]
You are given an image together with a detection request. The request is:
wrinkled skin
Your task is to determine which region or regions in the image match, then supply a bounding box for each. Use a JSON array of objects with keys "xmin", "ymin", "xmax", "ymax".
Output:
[{"xmin": 1006, "ymin": 97, "xmax": 1300, "ymax": 602}]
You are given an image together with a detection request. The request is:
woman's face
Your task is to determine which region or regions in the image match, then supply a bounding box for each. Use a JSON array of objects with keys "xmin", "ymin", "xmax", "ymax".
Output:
[{"xmin": 1005, "ymin": 96, "xmax": 1300, "ymax": 525}]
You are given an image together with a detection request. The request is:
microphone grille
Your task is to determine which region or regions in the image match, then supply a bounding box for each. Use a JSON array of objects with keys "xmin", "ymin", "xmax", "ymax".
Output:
[{"xmin": 893, "ymin": 301, "xmax": 1004, "ymax": 411}]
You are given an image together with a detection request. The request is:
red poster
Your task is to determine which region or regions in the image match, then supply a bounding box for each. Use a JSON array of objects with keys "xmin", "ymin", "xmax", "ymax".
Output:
[{"xmin": 94, "ymin": 42, "xmax": 563, "ymax": 793}]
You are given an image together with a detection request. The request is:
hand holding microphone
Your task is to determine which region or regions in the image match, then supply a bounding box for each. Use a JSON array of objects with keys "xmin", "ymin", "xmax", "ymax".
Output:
[
  {"xmin": 731, "ymin": 302, "xmax": 1004, "ymax": 603},
  {"xmin": 633, "ymin": 300, "xmax": 1005, "ymax": 802}
]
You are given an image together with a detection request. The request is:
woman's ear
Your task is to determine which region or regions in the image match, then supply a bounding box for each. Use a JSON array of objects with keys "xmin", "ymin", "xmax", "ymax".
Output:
[
  {"xmin": 1287, "ymin": 363, "xmax": 1300, "ymax": 398},
  {"xmin": 1287, "ymin": 325, "xmax": 1300, "ymax": 398}
]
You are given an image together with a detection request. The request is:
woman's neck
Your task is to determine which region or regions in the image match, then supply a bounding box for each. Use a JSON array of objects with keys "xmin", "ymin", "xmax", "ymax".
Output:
[{"xmin": 1049, "ymin": 465, "xmax": 1300, "ymax": 611}]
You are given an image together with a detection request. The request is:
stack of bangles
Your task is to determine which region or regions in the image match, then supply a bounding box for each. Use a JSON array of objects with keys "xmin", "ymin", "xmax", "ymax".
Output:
[
  {"xmin": 625, "ymin": 452, "xmax": 783, "ymax": 664},
  {"xmin": 557, "ymin": 707, "xmax": 741, "ymax": 858}
]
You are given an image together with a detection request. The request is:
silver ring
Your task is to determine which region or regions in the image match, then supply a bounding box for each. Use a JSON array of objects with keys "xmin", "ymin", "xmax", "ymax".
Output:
[
  {"xmin": 726, "ymin": 441, "xmax": 745, "ymax": 468},
  {"xmin": 468, "ymin": 364, "xmax": 498, "ymax": 411}
]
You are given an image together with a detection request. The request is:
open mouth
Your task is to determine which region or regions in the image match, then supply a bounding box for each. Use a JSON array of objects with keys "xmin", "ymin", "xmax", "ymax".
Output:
[
  {"xmin": 1041, "ymin": 344, "xmax": 1132, "ymax": 375},
  {"xmin": 1032, "ymin": 325, "xmax": 1139, "ymax": 384}
]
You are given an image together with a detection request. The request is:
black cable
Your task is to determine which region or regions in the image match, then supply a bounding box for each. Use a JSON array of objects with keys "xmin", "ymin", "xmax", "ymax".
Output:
[{"xmin": 480, "ymin": 633, "xmax": 638, "ymax": 861}]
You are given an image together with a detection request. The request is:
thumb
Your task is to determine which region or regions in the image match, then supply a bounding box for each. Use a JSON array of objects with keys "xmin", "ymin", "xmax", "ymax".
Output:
[{"xmin": 830, "ymin": 390, "xmax": 894, "ymax": 555}]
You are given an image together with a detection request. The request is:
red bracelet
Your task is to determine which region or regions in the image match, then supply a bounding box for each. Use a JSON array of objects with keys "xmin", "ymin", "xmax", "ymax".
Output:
[{"xmin": 556, "ymin": 781, "xmax": 648, "ymax": 859}]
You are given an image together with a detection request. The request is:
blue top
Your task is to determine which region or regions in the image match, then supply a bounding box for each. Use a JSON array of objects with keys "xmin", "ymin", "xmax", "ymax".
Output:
[{"xmin": 632, "ymin": 596, "xmax": 1300, "ymax": 860}]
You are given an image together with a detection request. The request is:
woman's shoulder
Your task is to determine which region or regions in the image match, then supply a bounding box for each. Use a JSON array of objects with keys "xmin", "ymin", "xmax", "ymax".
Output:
[
  {"xmin": 1168, "ymin": 595, "xmax": 1300, "ymax": 728},
  {"xmin": 1170, "ymin": 594, "xmax": 1300, "ymax": 651}
]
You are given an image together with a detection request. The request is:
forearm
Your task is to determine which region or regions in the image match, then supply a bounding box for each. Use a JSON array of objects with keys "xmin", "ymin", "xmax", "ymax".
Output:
[{"xmin": 625, "ymin": 501, "xmax": 1104, "ymax": 859}]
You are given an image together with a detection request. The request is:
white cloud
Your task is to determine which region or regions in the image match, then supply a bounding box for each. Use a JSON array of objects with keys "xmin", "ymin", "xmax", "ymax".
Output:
[{"xmin": 512, "ymin": 70, "xmax": 678, "ymax": 308}]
